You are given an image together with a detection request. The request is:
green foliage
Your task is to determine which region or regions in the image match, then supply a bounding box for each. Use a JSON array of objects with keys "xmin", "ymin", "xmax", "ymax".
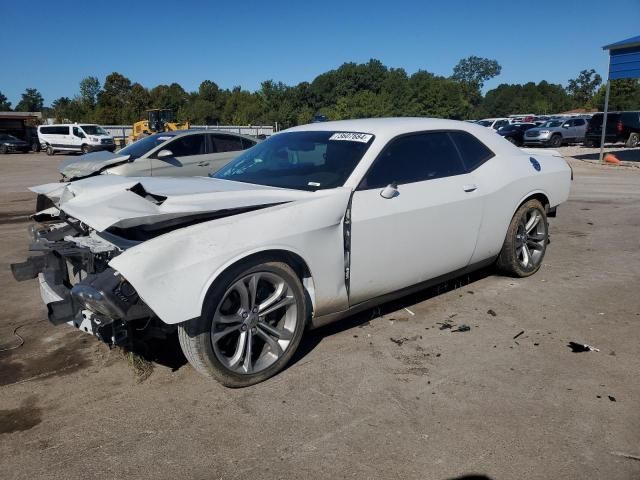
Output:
[
  {"xmin": 95, "ymin": 72, "xmax": 133, "ymax": 124},
  {"xmin": 15, "ymin": 88, "xmax": 44, "ymax": 112},
  {"xmin": 592, "ymin": 79, "xmax": 640, "ymax": 111},
  {"xmin": 452, "ymin": 56, "xmax": 502, "ymax": 90},
  {"xmin": 0, "ymin": 91, "xmax": 11, "ymax": 110},
  {"xmin": 19, "ymin": 58, "xmax": 634, "ymax": 128},
  {"xmin": 79, "ymin": 76, "xmax": 101, "ymax": 108},
  {"xmin": 477, "ymin": 81, "xmax": 571, "ymax": 117},
  {"xmin": 566, "ymin": 69, "xmax": 602, "ymax": 108}
]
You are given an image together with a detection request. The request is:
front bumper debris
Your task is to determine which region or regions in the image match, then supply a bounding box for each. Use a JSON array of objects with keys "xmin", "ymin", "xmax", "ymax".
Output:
[{"xmin": 10, "ymin": 222, "xmax": 156, "ymax": 345}]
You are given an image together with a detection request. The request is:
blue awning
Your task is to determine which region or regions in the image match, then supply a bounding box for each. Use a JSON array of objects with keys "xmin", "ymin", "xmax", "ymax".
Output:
[{"xmin": 603, "ymin": 35, "xmax": 640, "ymax": 80}]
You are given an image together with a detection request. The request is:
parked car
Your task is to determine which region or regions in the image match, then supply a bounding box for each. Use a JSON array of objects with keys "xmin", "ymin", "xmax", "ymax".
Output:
[
  {"xmin": 584, "ymin": 111, "xmax": 640, "ymax": 147},
  {"xmin": 497, "ymin": 123, "xmax": 537, "ymax": 146},
  {"xmin": 38, "ymin": 124, "xmax": 116, "ymax": 155},
  {"xmin": 56, "ymin": 129, "xmax": 258, "ymax": 182},
  {"xmin": 523, "ymin": 117, "xmax": 589, "ymax": 147},
  {"xmin": 33, "ymin": 129, "xmax": 259, "ymax": 211},
  {"xmin": 0, "ymin": 134, "xmax": 31, "ymax": 154},
  {"xmin": 476, "ymin": 118, "xmax": 510, "ymax": 130},
  {"xmin": 12, "ymin": 118, "xmax": 571, "ymax": 387}
]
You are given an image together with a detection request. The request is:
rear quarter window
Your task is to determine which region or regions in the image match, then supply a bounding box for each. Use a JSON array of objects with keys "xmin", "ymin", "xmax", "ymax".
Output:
[{"xmin": 449, "ymin": 131, "xmax": 495, "ymax": 171}]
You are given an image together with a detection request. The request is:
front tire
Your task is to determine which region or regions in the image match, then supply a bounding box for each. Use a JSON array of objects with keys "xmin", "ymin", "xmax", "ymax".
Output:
[
  {"xmin": 0, "ymin": 145, "xmax": 7, "ymax": 154},
  {"xmin": 497, "ymin": 199, "xmax": 548, "ymax": 277},
  {"xmin": 46, "ymin": 146, "xmax": 55, "ymax": 156},
  {"xmin": 81, "ymin": 144, "xmax": 90, "ymax": 154},
  {"xmin": 178, "ymin": 260, "xmax": 307, "ymax": 387},
  {"xmin": 625, "ymin": 132, "xmax": 639, "ymax": 148},
  {"xmin": 550, "ymin": 134, "xmax": 562, "ymax": 148}
]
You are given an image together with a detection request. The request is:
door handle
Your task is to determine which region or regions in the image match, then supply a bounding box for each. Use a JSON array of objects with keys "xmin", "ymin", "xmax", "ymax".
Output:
[
  {"xmin": 197, "ymin": 161, "xmax": 210, "ymax": 167},
  {"xmin": 463, "ymin": 184, "xmax": 478, "ymax": 192}
]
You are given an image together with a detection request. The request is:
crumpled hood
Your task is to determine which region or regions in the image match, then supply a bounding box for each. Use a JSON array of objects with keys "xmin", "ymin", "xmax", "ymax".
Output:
[
  {"xmin": 53, "ymin": 175, "xmax": 317, "ymax": 232},
  {"xmin": 59, "ymin": 150, "xmax": 131, "ymax": 180}
]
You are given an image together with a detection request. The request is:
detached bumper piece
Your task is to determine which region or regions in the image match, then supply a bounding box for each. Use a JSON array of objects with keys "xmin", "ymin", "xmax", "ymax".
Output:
[{"xmin": 11, "ymin": 256, "xmax": 46, "ymax": 281}]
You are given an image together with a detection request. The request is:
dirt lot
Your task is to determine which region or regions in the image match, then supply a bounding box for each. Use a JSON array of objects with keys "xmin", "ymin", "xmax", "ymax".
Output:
[{"xmin": 1, "ymin": 149, "xmax": 639, "ymax": 480}]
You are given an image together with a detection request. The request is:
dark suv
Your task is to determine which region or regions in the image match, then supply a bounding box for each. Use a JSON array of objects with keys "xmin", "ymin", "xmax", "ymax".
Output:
[{"xmin": 585, "ymin": 111, "xmax": 640, "ymax": 148}]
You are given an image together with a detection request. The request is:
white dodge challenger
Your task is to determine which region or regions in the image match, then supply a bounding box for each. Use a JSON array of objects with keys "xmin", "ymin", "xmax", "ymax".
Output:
[{"xmin": 12, "ymin": 118, "xmax": 571, "ymax": 387}]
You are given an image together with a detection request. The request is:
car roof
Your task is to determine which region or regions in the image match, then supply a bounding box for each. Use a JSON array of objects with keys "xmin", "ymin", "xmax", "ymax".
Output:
[
  {"xmin": 285, "ymin": 117, "xmax": 518, "ymax": 155},
  {"xmin": 168, "ymin": 128, "xmax": 259, "ymax": 142}
]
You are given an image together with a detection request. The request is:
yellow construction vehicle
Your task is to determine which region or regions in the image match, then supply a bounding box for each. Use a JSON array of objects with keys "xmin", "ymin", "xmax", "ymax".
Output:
[{"xmin": 128, "ymin": 109, "xmax": 190, "ymax": 143}]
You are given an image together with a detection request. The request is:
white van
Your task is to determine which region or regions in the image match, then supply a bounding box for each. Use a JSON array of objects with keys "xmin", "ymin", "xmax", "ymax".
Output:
[{"xmin": 38, "ymin": 124, "xmax": 116, "ymax": 155}]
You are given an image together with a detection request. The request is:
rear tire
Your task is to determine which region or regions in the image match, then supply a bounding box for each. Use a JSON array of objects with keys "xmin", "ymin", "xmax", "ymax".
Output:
[
  {"xmin": 0, "ymin": 145, "xmax": 7, "ymax": 154},
  {"xmin": 46, "ymin": 146, "xmax": 55, "ymax": 156},
  {"xmin": 625, "ymin": 132, "xmax": 639, "ymax": 148},
  {"xmin": 550, "ymin": 135, "xmax": 562, "ymax": 148},
  {"xmin": 178, "ymin": 260, "xmax": 307, "ymax": 387},
  {"xmin": 497, "ymin": 199, "xmax": 548, "ymax": 277}
]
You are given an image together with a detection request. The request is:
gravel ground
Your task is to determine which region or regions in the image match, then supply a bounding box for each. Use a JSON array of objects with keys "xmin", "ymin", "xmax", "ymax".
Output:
[{"xmin": 0, "ymin": 152, "xmax": 639, "ymax": 480}]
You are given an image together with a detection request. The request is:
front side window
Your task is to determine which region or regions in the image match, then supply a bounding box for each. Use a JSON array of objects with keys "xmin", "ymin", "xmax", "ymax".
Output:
[
  {"xmin": 360, "ymin": 132, "xmax": 465, "ymax": 189},
  {"xmin": 118, "ymin": 133, "xmax": 175, "ymax": 159},
  {"xmin": 210, "ymin": 134, "xmax": 243, "ymax": 153},
  {"xmin": 73, "ymin": 127, "xmax": 84, "ymax": 138},
  {"xmin": 241, "ymin": 137, "xmax": 256, "ymax": 149},
  {"xmin": 80, "ymin": 125, "xmax": 108, "ymax": 135},
  {"xmin": 449, "ymin": 131, "xmax": 494, "ymax": 171},
  {"xmin": 573, "ymin": 119, "xmax": 586, "ymax": 126},
  {"xmin": 165, "ymin": 134, "xmax": 206, "ymax": 157},
  {"xmin": 214, "ymin": 131, "xmax": 373, "ymax": 191}
]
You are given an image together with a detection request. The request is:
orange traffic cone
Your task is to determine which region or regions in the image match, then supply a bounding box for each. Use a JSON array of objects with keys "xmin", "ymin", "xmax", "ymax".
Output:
[{"xmin": 604, "ymin": 153, "xmax": 621, "ymax": 165}]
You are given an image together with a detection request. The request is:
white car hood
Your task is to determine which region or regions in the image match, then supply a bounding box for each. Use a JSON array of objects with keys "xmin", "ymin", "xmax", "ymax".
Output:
[
  {"xmin": 59, "ymin": 151, "xmax": 131, "ymax": 180},
  {"xmin": 51, "ymin": 175, "xmax": 316, "ymax": 232}
]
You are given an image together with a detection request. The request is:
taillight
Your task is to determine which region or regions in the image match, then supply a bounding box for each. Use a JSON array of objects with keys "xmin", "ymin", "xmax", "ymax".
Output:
[{"xmin": 617, "ymin": 120, "xmax": 623, "ymax": 133}]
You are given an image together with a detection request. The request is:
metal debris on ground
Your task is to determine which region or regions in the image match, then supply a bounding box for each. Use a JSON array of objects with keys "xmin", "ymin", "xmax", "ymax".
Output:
[
  {"xmin": 568, "ymin": 341, "xmax": 600, "ymax": 352},
  {"xmin": 608, "ymin": 395, "xmax": 617, "ymax": 402},
  {"xmin": 404, "ymin": 308, "xmax": 415, "ymax": 316},
  {"xmin": 452, "ymin": 324, "xmax": 470, "ymax": 332},
  {"xmin": 513, "ymin": 330, "xmax": 525, "ymax": 340},
  {"xmin": 487, "ymin": 309, "xmax": 497, "ymax": 317},
  {"xmin": 438, "ymin": 322, "xmax": 453, "ymax": 330}
]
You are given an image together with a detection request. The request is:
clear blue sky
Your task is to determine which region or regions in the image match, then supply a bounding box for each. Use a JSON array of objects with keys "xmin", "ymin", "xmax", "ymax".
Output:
[{"xmin": 2, "ymin": 0, "xmax": 638, "ymax": 106}]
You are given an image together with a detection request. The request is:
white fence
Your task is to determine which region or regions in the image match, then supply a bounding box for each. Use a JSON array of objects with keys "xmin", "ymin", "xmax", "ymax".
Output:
[{"xmin": 103, "ymin": 124, "xmax": 275, "ymax": 141}]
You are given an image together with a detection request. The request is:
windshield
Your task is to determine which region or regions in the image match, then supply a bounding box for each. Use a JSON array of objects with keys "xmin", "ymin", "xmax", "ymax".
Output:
[
  {"xmin": 476, "ymin": 121, "xmax": 492, "ymax": 127},
  {"xmin": 117, "ymin": 133, "xmax": 175, "ymax": 158},
  {"xmin": 540, "ymin": 121, "xmax": 563, "ymax": 128},
  {"xmin": 80, "ymin": 125, "xmax": 108, "ymax": 135},
  {"xmin": 214, "ymin": 131, "xmax": 374, "ymax": 191}
]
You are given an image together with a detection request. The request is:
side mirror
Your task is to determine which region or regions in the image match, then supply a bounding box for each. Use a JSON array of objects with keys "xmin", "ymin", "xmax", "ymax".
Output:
[
  {"xmin": 380, "ymin": 182, "xmax": 399, "ymax": 199},
  {"xmin": 157, "ymin": 149, "xmax": 173, "ymax": 159}
]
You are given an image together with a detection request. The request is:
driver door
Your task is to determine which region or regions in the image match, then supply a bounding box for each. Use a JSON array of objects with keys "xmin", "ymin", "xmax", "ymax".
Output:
[
  {"xmin": 150, "ymin": 133, "xmax": 210, "ymax": 177},
  {"xmin": 348, "ymin": 131, "xmax": 483, "ymax": 305}
]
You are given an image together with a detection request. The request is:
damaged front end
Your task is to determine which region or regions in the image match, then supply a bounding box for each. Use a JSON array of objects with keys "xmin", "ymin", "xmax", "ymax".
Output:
[{"xmin": 11, "ymin": 218, "xmax": 170, "ymax": 346}]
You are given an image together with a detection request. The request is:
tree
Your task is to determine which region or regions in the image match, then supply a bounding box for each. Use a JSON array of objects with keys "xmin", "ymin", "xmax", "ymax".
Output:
[
  {"xmin": 79, "ymin": 76, "xmax": 101, "ymax": 108},
  {"xmin": 593, "ymin": 79, "xmax": 640, "ymax": 111},
  {"xmin": 0, "ymin": 91, "xmax": 11, "ymax": 110},
  {"xmin": 566, "ymin": 69, "xmax": 602, "ymax": 108},
  {"xmin": 15, "ymin": 88, "xmax": 44, "ymax": 111},
  {"xmin": 125, "ymin": 83, "xmax": 151, "ymax": 123},
  {"xmin": 95, "ymin": 72, "xmax": 133, "ymax": 123},
  {"xmin": 477, "ymin": 81, "xmax": 571, "ymax": 118},
  {"xmin": 408, "ymin": 71, "xmax": 472, "ymax": 119},
  {"xmin": 452, "ymin": 56, "xmax": 502, "ymax": 91}
]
